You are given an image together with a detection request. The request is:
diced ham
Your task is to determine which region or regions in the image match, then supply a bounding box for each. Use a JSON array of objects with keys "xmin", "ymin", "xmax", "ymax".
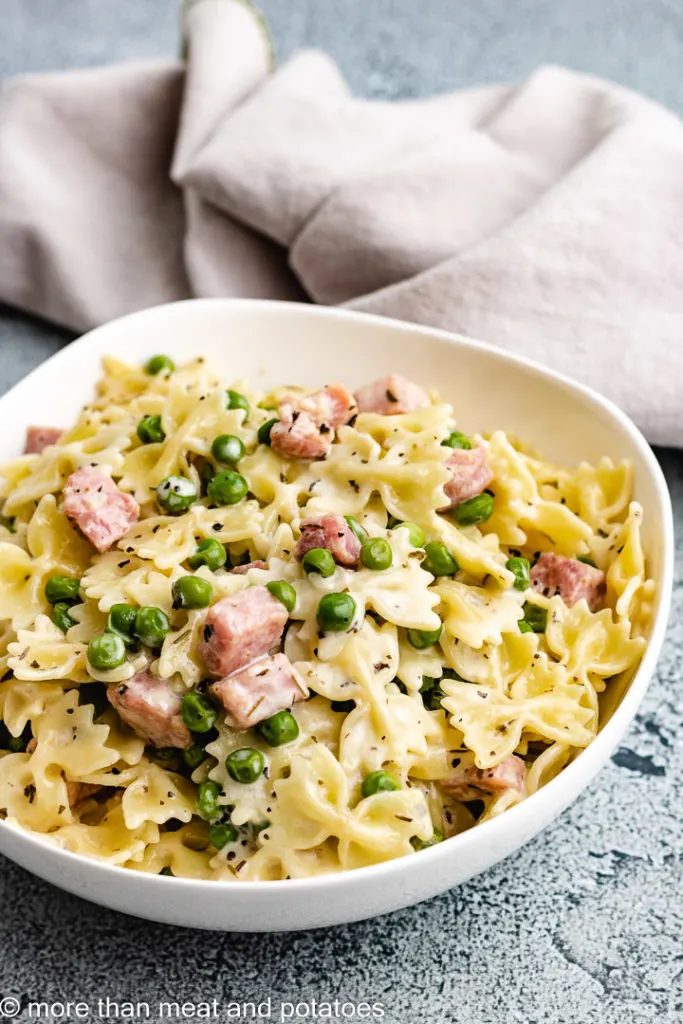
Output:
[
  {"xmin": 63, "ymin": 467, "xmax": 140, "ymax": 553},
  {"xmin": 199, "ymin": 586, "xmax": 288, "ymax": 679},
  {"xmin": 270, "ymin": 409, "xmax": 330, "ymax": 461},
  {"xmin": 24, "ymin": 426, "xmax": 64, "ymax": 455},
  {"xmin": 270, "ymin": 384, "xmax": 357, "ymax": 461},
  {"xmin": 107, "ymin": 669, "xmax": 191, "ymax": 749},
  {"xmin": 530, "ymin": 552, "xmax": 605, "ymax": 612},
  {"xmin": 354, "ymin": 375, "xmax": 430, "ymax": 416},
  {"xmin": 294, "ymin": 513, "xmax": 361, "ymax": 568},
  {"xmin": 210, "ymin": 652, "xmax": 306, "ymax": 730},
  {"xmin": 441, "ymin": 755, "xmax": 527, "ymax": 801},
  {"xmin": 441, "ymin": 444, "xmax": 494, "ymax": 509},
  {"xmin": 296, "ymin": 383, "xmax": 357, "ymax": 431},
  {"xmin": 66, "ymin": 781, "xmax": 100, "ymax": 808},
  {"xmin": 230, "ymin": 560, "xmax": 266, "ymax": 575}
]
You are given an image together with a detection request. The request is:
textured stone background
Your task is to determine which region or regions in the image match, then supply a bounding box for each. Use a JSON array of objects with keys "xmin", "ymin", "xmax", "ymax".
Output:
[{"xmin": 1, "ymin": 2, "xmax": 682, "ymax": 1022}]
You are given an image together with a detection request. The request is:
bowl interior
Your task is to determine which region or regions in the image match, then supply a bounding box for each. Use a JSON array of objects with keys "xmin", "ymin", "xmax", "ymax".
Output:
[{"xmin": 0, "ymin": 299, "xmax": 672, "ymax": 928}]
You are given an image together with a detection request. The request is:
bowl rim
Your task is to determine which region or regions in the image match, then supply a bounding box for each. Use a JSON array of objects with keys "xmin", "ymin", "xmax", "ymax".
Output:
[{"xmin": 0, "ymin": 298, "xmax": 674, "ymax": 894}]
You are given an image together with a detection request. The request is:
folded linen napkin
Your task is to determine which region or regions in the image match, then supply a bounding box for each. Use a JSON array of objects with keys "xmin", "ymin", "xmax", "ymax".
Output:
[{"xmin": 1, "ymin": 0, "xmax": 682, "ymax": 445}]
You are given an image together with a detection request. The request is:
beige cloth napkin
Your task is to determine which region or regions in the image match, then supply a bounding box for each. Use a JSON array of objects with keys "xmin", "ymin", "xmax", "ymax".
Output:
[{"xmin": 1, "ymin": 0, "xmax": 682, "ymax": 445}]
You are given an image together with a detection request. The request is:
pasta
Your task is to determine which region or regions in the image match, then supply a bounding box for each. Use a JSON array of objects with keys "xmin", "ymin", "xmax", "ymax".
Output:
[{"xmin": 0, "ymin": 356, "xmax": 652, "ymax": 881}]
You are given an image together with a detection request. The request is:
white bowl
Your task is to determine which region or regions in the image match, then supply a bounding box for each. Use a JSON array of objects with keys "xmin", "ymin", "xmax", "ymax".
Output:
[{"xmin": 0, "ymin": 300, "xmax": 673, "ymax": 931}]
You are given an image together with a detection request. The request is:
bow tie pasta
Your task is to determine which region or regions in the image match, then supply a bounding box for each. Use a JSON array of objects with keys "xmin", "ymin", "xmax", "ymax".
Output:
[{"xmin": 0, "ymin": 359, "xmax": 652, "ymax": 881}]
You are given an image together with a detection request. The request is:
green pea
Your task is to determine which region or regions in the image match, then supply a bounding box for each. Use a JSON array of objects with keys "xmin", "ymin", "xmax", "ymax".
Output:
[
  {"xmin": 181, "ymin": 692, "xmax": 217, "ymax": 734},
  {"xmin": 411, "ymin": 828, "xmax": 444, "ymax": 850},
  {"xmin": 0, "ymin": 722, "xmax": 31, "ymax": 753},
  {"xmin": 266, "ymin": 580, "xmax": 297, "ymax": 613},
  {"xmin": 172, "ymin": 576, "xmax": 213, "ymax": 610},
  {"xmin": 145, "ymin": 355, "xmax": 175, "ymax": 375},
  {"xmin": 208, "ymin": 821, "xmax": 239, "ymax": 849},
  {"xmin": 45, "ymin": 574, "xmax": 81, "ymax": 605},
  {"xmin": 226, "ymin": 747, "xmax": 265, "ymax": 784},
  {"xmin": 188, "ymin": 538, "xmax": 227, "ymax": 572},
  {"xmin": 442, "ymin": 430, "xmax": 472, "ymax": 450},
  {"xmin": 258, "ymin": 710, "xmax": 300, "ymax": 747},
  {"xmin": 407, "ymin": 623, "xmax": 443, "ymax": 650},
  {"xmin": 182, "ymin": 744, "xmax": 206, "ymax": 770},
  {"xmin": 453, "ymin": 492, "xmax": 495, "ymax": 526},
  {"xmin": 360, "ymin": 537, "xmax": 393, "ymax": 571},
  {"xmin": 106, "ymin": 603, "xmax": 138, "ymax": 643},
  {"xmin": 393, "ymin": 521, "xmax": 426, "ymax": 548},
  {"xmin": 134, "ymin": 606, "xmax": 171, "ymax": 648},
  {"xmin": 521, "ymin": 602, "xmax": 547, "ymax": 633},
  {"xmin": 211, "ymin": 434, "xmax": 245, "ymax": 465},
  {"xmin": 421, "ymin": 541, "xmax": 458, "ymax": 577},
  {"xmin": 52, "ymin": 602, "xmax": 76, "ymax": 634},
  {"xmin": 344, "ymin": 515, "xmax": 367, "ymax": 544},
  {"xmin": 207, "ymin": 470, "xmax": 248, "ymax": 506},
  {"xmin": 302, "ymin": 547, "xmax": 336, "ymax": 577},
  {"xmin": 88, "ymin": 633, "xmax": 126, "ymax": 671},
  {"xmin": 137, "ymin": 414, "xmax": 165, "ymax": 445},
  {"xmin": 196, "ymin": 780, "xmax": 222, "ymax": 821},
  {"xmin": 361, "ymin": 770, "xmax": 400, "ymax": 798},
  {"xmin": 0, "ymin": 514, "xmax": 16, "ymax": 534},
  {"xmin": 201, "ymin": 461, "xmax": 215, "ymax": 494},
  {"xmin": 506, "ymin": 556, "xmax": 531, "ymax": 591},
  {"xmin": 422, "ymin": 684, "xmax": 445, "ymax": 711},
  {"xmin": 316, "ymin": 593, "xmax": 356, "ymax": 633},
  {"xmin": 577, "ymin": 555, "xmax": 597, "ymax": 567},
  {"xmin": 8, "ymin": 733, "xmax": 29, "ymax": 753},
  {"xmin": 257, "ymin": 418, "xmax": 278, "ymax": 446},
  {"xmin": 156, "ymin": 475, "xmax": 198, "ymax": 515},
  {"xmin": 153, "ymin": 749, "xmax": 178, "ymax": 765},
  {"xmin": 225, "ymin": 390, "xmax": 250, "ymax": 417}
]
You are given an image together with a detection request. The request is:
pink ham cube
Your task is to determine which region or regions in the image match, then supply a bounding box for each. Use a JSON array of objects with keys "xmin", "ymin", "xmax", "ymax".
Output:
[
  {"xmin": 107, "ymin": 669, "xmax": 191, "ymax": 749},
  {"xmin": 270, "ymin": 384, "xmax": 357, "ymax": 461},
  {"xmin": 354, "ymin": 375, "xmax": 429, "ymax": 416},
  {"xmin": 210, "ymin": 653, "xmax": 306, "ymax": 730},
  {"xmin": 441, "ymin": 444, "xmax": 494, "ymax": 509},
  {"xmin": 530, "ymin": 553, "xmax": 605, "ymax": 612},
  {"xmin": 294, "ymin": 513, "xmax": 361, "ymax": 568},
  {"xmin": 24, "ymin": 425, "xmax": 64, "ymax": 455},
  {"xmin": 62, "ymin": 467, "xmax": 139, "ymax": 553},
  {"xmin": 199, "ymin": 586, "xmax": 289, "ymax": 679},
  {"xmin": 441, "ymin": 755, "xmax": 527, "ymax": 802}
]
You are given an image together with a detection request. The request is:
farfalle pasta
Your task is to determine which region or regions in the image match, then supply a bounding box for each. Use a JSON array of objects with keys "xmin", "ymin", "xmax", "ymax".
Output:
[{"xmin": 0, "ymin": 356, "xmax": 652, "ymax": 880}]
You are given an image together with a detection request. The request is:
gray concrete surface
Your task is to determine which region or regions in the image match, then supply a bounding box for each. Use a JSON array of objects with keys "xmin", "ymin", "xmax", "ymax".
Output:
[{"xmin": 1, "ymin": 2, "xmax": 682, "ymax": 1022}]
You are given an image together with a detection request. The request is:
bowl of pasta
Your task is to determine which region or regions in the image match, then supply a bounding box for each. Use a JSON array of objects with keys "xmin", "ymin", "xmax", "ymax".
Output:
[{"xmin": 0, "ymin": 300, "xmax": 672, "ymax": 931}]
